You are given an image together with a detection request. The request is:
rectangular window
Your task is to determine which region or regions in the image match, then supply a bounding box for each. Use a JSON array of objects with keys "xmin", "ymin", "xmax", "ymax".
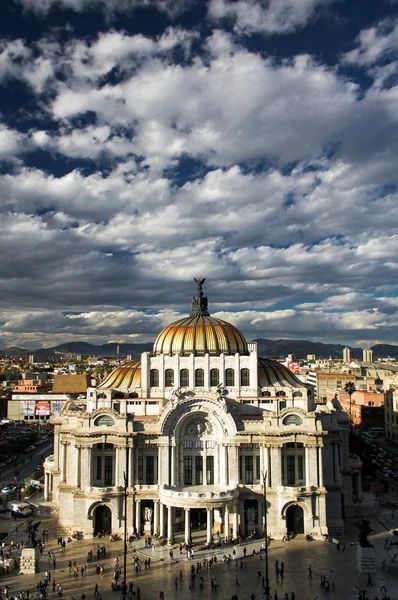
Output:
[
  {"xmin": 206, "ymin": 456, "xmax": 214, "ymax": 485},
  {"xmin": 195, "ymin": 456, "xmax": 203, "ymax": 485},
  {"xmin": 104, "ymin": 456, "xmax": 113, "ymax": 486},
  {"xmin": 256, "ymin": 455, "xmax": 260, "ymax": 481},
  {"xmin": 138, "ymin": 456, "xmax": 144, "ymax": 482},
  {"xmin": 96, "ymin": 456, "xmax": 102, "ymax": 480},
  {"xmin": 298, "ymin": 455, "xmax": 303, "ymax": 480},
  {"xmin": 245, "ymin": 455, "xmax": 253, "ymax": 485},
  {"xmin": 146, "ymin": 456, "xmax": 154, "ymax": 485},
  {"xmin": 184, "ymin": 456, "xmax": 192, "ymax": 485},
  {"xmin": 287, "ymin": 456, "xmax": 295, "ymax": 485}
]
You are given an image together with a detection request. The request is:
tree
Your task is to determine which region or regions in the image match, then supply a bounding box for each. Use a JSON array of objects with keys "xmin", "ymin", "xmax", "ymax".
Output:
[{"xmin": 344, "ymin": 381, "xmax": 356, "ymax": 428}]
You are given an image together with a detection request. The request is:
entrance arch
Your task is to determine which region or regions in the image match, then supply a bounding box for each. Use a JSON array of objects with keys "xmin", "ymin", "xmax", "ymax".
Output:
[
  {"xmin": 94, "ymin": 504, "xmax": 112, "ymax": 535},
  {"xmin": 286, "ymin": 504, "xmax": 304, "ymax": 535}
]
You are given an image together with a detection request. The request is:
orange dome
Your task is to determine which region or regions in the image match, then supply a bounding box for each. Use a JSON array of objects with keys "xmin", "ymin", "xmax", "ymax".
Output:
[{"xmin": 98, "ymin": 359, "xmax": 141, "ymax": 389}]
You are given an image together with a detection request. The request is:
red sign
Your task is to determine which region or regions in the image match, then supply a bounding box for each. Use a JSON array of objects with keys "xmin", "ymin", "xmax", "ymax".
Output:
[
  {"xmin": 35, "ymin": 401, "xmax": 50, "ymax": 416},
  {"xmin": 287, "ymin": 362, "xmax": 300, "ymax": 372}
]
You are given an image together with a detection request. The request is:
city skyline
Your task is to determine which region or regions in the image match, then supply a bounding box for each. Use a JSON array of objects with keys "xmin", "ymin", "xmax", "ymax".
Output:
[{"xmin": 1, "ymin": 0, "xmax": 398, "ymax": 349}]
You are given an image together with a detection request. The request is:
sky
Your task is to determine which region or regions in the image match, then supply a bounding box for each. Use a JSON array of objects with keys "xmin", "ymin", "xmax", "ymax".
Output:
[{"xmin": 1, "ymin": 0, "xmax": 398, "ymax": 350}]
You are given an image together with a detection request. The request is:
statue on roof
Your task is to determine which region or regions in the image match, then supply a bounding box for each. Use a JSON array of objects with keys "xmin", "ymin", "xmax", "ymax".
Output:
[{"xmin": 192, "ymin": 277, "xmax": 210, "ymax": 316}]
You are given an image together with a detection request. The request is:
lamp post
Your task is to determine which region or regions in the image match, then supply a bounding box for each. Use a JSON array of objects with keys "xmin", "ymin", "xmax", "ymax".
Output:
[
  {"xmin": 262, "ymin": 471, "xmax": 270, "ymax": 600},
  {"xmin": 122, "ymin": 437, "xmax": 129, "ymax": 600}
]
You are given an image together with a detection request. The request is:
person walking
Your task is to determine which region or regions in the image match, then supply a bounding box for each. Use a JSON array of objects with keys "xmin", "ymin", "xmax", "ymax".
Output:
[
  {"xmin": 94, "ymin": 584, "xmax": 99, "ymax": 597},
  {"xmin": 366, "ymin": 573, "xmax": 373, "ymax": 586}
]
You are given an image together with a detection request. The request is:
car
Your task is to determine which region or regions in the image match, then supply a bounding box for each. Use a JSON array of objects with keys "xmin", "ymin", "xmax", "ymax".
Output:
[{"xmin": 1, "ymin": 487, "xmax": 13, "ymax": 495}]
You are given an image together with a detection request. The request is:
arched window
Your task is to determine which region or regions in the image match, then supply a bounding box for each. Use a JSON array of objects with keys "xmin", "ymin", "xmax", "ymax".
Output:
[
  {"xmin": 240, "ymin": 368, "xmax": 250, "ymax": 386},
  {"xmin": 261, "ymin": 390, "xmax": 271, "ymax": 397},
  {"xmin": 195, "ymin": 369, "xmax": 204, "ymax": 387},
  {"xmin": 180, "ymin": 369, "xmax": 189, "ymax": 387},
  {"xmin": 150, "ymin": 369, "xmax": 159, "ymax": 387},
  {"xmin": 165, "ymin": 369, "xmax": 174, "ymax": 387},
  {"xmin": 225, "ymin": 368, "xmax": 235, "ymax": 386},
  {"xmin": 276, "ymin": 390, "xmax": 286, "ymax": 397},
  {"xmin": 210, "ymin": 368, "xmax": 220, "ymax": 387}
]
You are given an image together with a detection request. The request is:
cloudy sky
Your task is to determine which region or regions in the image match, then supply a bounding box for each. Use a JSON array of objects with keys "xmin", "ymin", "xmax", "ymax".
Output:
[{"xmin": 1, "ymin": 0, "xmax": 398, "ymax": 349}]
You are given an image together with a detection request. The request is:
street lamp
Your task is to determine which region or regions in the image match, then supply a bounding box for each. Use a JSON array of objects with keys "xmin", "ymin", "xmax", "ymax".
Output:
[
  {"xmin": 262, "ymin": 471, "xmax": 270, "ymax": 600},
  {"xmin": 122, "ymin": 437, "xmax": 130, "ymax": 600}
]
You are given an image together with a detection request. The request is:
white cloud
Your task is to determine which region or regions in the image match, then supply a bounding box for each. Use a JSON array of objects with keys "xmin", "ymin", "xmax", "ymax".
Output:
[
  {"xmin": 208, "ymin": 0, "xmax": 332, "ymax": 34},
  {"xmin": 343, "ymin": 19, "xmax": 398, "ymax": 66},
  {"xmin": 14, "ymin": 0, "xmax": 192, "ymax": 18}
]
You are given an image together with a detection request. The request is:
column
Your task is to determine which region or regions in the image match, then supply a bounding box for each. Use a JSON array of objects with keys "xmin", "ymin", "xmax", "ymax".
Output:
[
  {"xmin": 224, "ymin": 505, "xmax": 230, "ymax": 539},
  {"xmin": 135, "ymin": 499, "xmax": 141, "ymax": 534},
  {"xmin": 115, "ymin": 447, "xmax": 119, "ymax": 488},
  {"xmin": 60, "ymin": 442, "xmax": 65, "ymax": 483},
  {"xmin": 167, "ymin": 505, "xmax": 173, "ymax": 543},
  {"xmin": 63, "ymin": 442, "xmax": 68, "ymax": 484},
  {"xmin": 232, "ymin": 505, "xmax": 239, "ymax": 538},
  {"xmin": 271, "ymin": 446, "xmax": 282, "ymax": 487},
  {"xmin": 86, "ymin": 447, "xmax": 92, "ymax": 488},
  {"xmin": 128, "ymin": 446, "xmax": 134, "ymax": 487},
  {"xmin": 206, "ymin": 508, "xmax": 213, "ymax": 543},
  {"xmin": 153, "ymin": 501, "xmax": 159, "ymax": 535},
  {"xmin": 159, "ymin": 502, "xmax": 165, "ymax": 537},
  {"xmin": 44, "ymin": 473, "xmax": 49, "ymax": 501},
  {"xmin": 264, "ymin": 446, "xmax": 270, "ymax": 487},
  {"xmin": 239, "ymin": 501, "xmax": 245, "ymax": 536},
  {"xmin": 317, "ymin": 446, "xmax": 324, "ymax": 488},
  {"xmin": 184, "ymin": 508, "xmax": 190, "ymax": 544},
  {"xmin": 220, "ymin": 445, "xmax": 226, "ymax": 487},
  {"xmin": 305, "ymin": 446, "xmax": 311, "ymax": 489},
  {"xmin": 260, "ymin": 444, "xmax": 264, "ymax": 479},
  {"xmin": 75, "ymin": 445, "xmax": 80, "ymax": 488},
  {"xmin": 171, "ymin": 446, "xmax": 175, "ymax": 486},
  {"xmin": 257, "ymin": 498, "xmax": 263, "ymax": 536}
]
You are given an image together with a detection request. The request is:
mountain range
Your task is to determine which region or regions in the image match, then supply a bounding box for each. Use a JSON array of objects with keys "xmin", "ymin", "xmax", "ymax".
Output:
[{"xmin": 1, "ymin": 339, "xmax": 398, "ymax": 360}]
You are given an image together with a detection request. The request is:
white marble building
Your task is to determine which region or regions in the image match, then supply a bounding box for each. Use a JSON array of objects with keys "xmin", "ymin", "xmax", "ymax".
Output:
[{"xmin": 45, "ymin": 280, "xmax": 354, "ymax": 540}]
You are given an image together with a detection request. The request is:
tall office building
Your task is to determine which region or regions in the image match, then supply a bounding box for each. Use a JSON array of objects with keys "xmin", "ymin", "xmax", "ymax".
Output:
[{"xmin": 343, "ymin": 348, "xmax": 350, "ymax": 363}]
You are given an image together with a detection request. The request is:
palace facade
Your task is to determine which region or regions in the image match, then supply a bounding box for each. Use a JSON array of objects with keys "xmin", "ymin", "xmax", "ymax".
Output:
[{"xmin": 45, "ymin": 280, "xmax": 355, "ymax": 540}]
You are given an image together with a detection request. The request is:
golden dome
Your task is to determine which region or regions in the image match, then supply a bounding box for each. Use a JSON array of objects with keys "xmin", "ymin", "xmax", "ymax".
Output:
[
  {"xmin": 98, "ymin": 359, "xmax": 141, "ymax": 389},
  {"xmin": 153, "ymin": 278, "xmax": 249, "ymax": 357},
  {"xmin": 258, "ymin": 357, "xmax": 305, "ymax": 388},
  {"xmin": 153, "ymin": 314, "xmax": 249, "ymax": 357}
]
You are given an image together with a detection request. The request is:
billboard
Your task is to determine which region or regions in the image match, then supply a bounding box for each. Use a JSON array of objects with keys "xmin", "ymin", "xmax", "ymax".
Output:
[
  {"xmin": 35, "ymin": 401, "xmax": 50, "ymax": 416},
  {"xmin": 52, "ymin": 400, "xmax": 67, "ymax": 415},
  {"xmin": 287, "ymin": 362, "xmax": 300, "ymax": 372},
  {"xmin": 21, "ymin": 400, "xmax": 36, "ymax": 416}
]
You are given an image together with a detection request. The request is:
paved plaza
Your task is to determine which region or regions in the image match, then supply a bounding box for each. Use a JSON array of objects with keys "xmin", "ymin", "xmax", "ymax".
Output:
[{"xmin": 1, "ymin": 493, "xmax": 398, "ymax": 600}]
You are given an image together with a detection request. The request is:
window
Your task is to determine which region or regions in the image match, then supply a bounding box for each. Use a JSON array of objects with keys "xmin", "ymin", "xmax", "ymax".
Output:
[
  {"xmin": 138, "ymin": 456, "xmax": 143, "ymax": 482},
  {"xmin": 195, "ymin": 369, "xmax": 204, "ymax": 387},
  {"xmin": 96, "ymin": 456, "xmax": 102, "ymax": 480},
  {"xmin": 104, "ymin": 456, "xmax": 113, "ymax": 486},
  {"xmin": 206, "ymin": 456, "xmax": 214, "ymax": 485},
  {"xmin": 146, "ymin": 456, "xmax": 154, "ymax": 485},
  {"xmin": 195, "ymin": 456, "xmax": 203, "ymax": 485},
  {"xmin": 256, "ymin": 455, "xmax": 260, "ymax": 481},
  {"xmin": 150, "ymin": 369, "xmax": 159, "ymax": 387},
  {"xmin": 281, "ymin": 442, "xmax": 305, "ymax": 487},
  {"xmin": 245, "ymin": 456, "xmax": 253, "ymax": 484},
  {"xmin": 225, "ymin": 368, "xmax": 235, "ymax": 386},
  {"xmin": 180, "ymin": 369, "xmax": 189, "ymax": 387},
  {"xmin": 241, "ymin": 368, "xmax": 250, "ymax": 386},
  {"xmin": 287, "ymin": 456, "xmax": 295, "ymax": 485},
  {"xmin": 184, "ymin": 456, "xmax": 193, "ymax": 485},
  {"xmin": 210, "ymin": 368, "xmax": 220, "ymax": 387},
  {"xmin": 165, "ymin": 369, "xmax": 174, "ymax": 387},
  {"xmin": 94, "ymin": 415, "xmax": 115, "ymax": 427}
]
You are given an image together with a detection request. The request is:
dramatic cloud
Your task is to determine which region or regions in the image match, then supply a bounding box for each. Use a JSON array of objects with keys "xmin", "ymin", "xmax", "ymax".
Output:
[{"xmin": 1, "ymin": 0, "xmax": 398, "ymax": 348}]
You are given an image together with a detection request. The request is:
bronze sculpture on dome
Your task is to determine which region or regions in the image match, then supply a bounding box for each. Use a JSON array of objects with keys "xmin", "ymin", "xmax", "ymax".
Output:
[{"xmin": 192, "ymin": 277, "xmax": 209, "ymax": 316}]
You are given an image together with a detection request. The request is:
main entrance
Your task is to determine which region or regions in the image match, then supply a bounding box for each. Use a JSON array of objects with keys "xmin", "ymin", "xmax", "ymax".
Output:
[
  {"xmin": 286, "ymin": 504, "xmax": 304, "ymax": 534},
  {"xmin": 190, "ymin": 508, "xmax": 206, "ymax": 531},
  {"xmin": 94, "ymin": 504, "xmax": 112, "ymax": 535}
]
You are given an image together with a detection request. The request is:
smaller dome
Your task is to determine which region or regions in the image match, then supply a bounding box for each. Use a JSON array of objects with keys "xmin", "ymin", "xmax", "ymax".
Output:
[
  {"xmin": 98, "ymin": 359, "xmax": 141, "ymax": 390},
  {"xmin": 258, "ymin": 357, "xmax": 305, "ymax": 388}
]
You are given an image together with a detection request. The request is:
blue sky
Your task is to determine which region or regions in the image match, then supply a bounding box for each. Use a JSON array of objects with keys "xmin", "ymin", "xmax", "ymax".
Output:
[{"xmin": 1, "ymin": 0, "xmax": 398, "ymax": 349}]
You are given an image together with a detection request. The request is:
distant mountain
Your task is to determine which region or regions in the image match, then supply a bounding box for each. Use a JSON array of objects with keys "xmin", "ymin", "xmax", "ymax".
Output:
[
  {"xmin": 252, "ymin": 338, "xmax": 362, "ymax": 359},
  {"xmin": 1, "ymin": 339, "xmax": 398, "ymax": 360},
  {"xmin": 371, "ymin": 344, "xmax": 398, "ymax": 359}
]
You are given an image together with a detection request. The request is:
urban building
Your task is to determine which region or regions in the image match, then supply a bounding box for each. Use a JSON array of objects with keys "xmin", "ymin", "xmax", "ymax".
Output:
[
  {"xmin": 307, "ymin": 371, "xmax": 356, "ymax": 404},
  {"xmin": 326, "ymin": 388, "xmax": 385, "ymax": 428},
  {"xmin": 363, "ymin": 349, "xmax": 374, "ymax": 363},
  {"xmin": 343, "ymin": 348, "xmax": 351, "ymax": 363},
  {"xmin": 45, "ymin": 281, "xmax": 357, "ymax": 540}
]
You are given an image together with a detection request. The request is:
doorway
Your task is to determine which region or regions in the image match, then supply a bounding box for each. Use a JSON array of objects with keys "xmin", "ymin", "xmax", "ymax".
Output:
[
  {"xmin": 94, "ymin": 504, "xmax": 112, "ymax": 535},
  {"xmin": 286, "ymin": 504, "xmax": 304, "ymax": 534},
  {"xmin": 190, "ymin": 508, "xmax": 207, "ymax": 531}
]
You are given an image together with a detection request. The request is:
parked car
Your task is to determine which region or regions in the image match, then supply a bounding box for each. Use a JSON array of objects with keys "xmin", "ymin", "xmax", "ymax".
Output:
[{"xmin": 1, "ymin": 486, "xmax": 13, "ymax": 495}]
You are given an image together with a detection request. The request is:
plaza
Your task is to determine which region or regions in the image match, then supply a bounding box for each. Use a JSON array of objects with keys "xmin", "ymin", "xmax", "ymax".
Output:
[{"xmin": 1, "ymin": 489, "xmax": 398, "ymax": 600}]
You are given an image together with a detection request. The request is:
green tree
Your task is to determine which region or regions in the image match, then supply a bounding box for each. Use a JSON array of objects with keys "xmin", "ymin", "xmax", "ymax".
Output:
[{"xmin": 344, "ymin": 381, "xmax": 356, "ymax": 428}]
